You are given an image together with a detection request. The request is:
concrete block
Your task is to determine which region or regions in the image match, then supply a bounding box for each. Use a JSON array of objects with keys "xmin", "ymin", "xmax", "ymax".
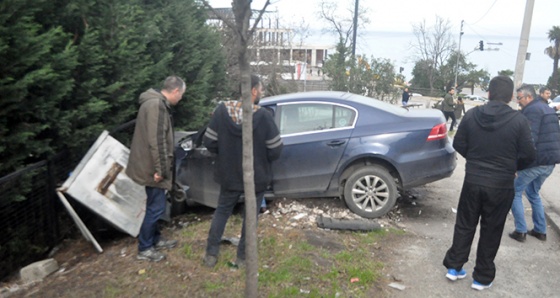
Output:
[{"xmin": 20, "ymin": 258, "xmax": 59, "ymax": 283}]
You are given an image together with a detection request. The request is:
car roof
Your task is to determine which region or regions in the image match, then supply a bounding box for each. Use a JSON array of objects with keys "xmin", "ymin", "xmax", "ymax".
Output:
[{"xmin": 260, "ymin": 91, "xmax": 406, "ymax": 115}]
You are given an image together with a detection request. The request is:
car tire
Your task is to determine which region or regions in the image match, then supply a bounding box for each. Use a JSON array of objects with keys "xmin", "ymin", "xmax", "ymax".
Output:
[{"xmin": 343, "ymin": 165, "xmax": 397, "ymax": 219}]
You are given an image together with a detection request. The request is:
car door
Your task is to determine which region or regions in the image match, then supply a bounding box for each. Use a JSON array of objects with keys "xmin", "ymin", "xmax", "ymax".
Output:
[{"xmin": 270, "ymin": 101, "xmax": 356, "ymax": 196}]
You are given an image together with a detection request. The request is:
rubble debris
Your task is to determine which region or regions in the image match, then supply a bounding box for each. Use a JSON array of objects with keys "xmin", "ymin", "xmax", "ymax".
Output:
[
  {"xmin": 388, "ymin": 282, "xmax": 406, "ymax": 291},
  {"xmin": 316, "ymin": 215, "xmax": 381, "ymax": 231}
]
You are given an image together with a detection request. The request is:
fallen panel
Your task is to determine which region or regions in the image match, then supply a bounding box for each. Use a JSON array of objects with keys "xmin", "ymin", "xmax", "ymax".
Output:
[{"xmin": 60, "ymin": 130, "xmax": 146, "ymax": 237}]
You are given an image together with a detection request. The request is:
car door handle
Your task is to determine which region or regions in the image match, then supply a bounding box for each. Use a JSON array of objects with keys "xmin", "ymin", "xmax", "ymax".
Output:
[{"xmin": 327, "ymin": 140, "xmax": 346, "ymax": 147}]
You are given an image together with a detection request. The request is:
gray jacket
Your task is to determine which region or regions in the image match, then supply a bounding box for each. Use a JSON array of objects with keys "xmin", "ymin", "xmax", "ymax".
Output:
[{"xmin": 126, "ymin": 89, "xmax": 174, "ymax": 190}]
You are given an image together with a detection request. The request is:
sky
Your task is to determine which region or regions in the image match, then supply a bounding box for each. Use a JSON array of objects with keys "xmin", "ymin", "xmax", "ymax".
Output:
[
  {"xmin": 207, "ymin": 0, "xmax": 559, "ymax": 37},
  {"xmin": 206, "ymin": 0, "xmax": 560, "ymax": 84}
]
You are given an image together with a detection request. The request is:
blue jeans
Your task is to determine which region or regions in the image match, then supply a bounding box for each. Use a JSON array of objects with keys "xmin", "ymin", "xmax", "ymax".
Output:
[
  {"xmin": 511, "ymin": 165, "xmax": 554, "ymax": 234},
  {"xmin": 138, "ymin": 186, "xmax": 167, "ymax": 251},
  {"xmin": 206, "ymin": 188, "xmax": 265, "ymax": 260}
]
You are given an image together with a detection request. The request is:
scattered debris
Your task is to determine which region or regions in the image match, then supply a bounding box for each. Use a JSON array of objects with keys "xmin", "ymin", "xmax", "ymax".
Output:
[
  {"xmin": 316, "ymin": 215, "xmax": 381, "ymax": 231},
  {"xmin": 350, "ymin": 277, "xmax": 360, "ymax": 283},
  {"xmin": 388, "ymin": 282, "xmax": 406, "ymax": 291},
  {"xmin": 221, "ymin": 237, "xmax": 240, "ymax": 246}
]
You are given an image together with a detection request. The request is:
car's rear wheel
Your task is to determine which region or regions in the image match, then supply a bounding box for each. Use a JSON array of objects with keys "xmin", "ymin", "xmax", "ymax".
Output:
[{"xmin": 343, "ymin": 165, "xmax": 397, "ymax": 218}]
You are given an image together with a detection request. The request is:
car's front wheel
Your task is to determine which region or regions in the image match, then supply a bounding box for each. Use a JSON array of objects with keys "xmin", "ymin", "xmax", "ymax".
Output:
[{"xmin": 343, "ymin": 165, "xmax": 397, "ymax": 219}]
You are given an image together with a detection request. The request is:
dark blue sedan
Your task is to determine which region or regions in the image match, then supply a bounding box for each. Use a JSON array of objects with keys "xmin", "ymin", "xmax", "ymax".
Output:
[{"xmin": 175, "ymin": 91, "xmax": 456, "ymax": 218}]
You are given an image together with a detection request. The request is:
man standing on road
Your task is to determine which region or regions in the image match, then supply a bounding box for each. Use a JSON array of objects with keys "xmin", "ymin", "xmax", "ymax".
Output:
[
  {"xmin": 203, "ymin": 74, "xmax": 283, "ymax": 268},
  {"xmin": 127, "ymin": 76, "xmax": 185, "ymax": 262},
  {"xmin": 402, "ymin": 87, "xmax": 410, "ymax": 106},
  {"xmin": 509, "ymin": 85, "xmax": 560, "ymax": 243},
  {"xmin": 443, "ymin": 76, "xmax": 536, "ymax": 291},
  {"xmin": 442, "ymin": 86, "xmax": 457, "ymax": 131}
]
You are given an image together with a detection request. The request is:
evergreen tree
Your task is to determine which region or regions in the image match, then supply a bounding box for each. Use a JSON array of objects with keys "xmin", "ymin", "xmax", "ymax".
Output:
[
  {"xmin": 143, "ymin": 0, "xmax": 227, "ymax": 130},
  {"xmin": 0, "ymin": 0, "xmax": 77, "ymax": 175}
]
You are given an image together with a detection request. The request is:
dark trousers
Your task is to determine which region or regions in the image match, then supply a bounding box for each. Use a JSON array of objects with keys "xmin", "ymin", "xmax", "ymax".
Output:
[
  {"xmin": 206, "ymin": 188, "xmax": 265, "ymax": 260},
  {"xmin": 443, "ymin": 182, "xmax": 514, "ymax": 285},
  {"xmin": 138, "ymin": 186, "xmax": 166, "ymax": 251},
  {"xmin": 443, "ymin": 111, "xmax": 457, "ymax": 131}
]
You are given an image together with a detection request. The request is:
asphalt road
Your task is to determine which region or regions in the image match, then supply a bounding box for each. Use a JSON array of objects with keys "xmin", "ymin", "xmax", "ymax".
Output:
[{"xmin": 382, "ymin": 148, "xmax": 560, "ymax": 297}]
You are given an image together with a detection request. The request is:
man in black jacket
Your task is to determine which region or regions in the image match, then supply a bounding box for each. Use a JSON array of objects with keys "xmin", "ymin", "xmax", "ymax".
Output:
[
  {"xmin": 202, "ymin": 75, "xmax": 283, "ymax": 268},
  {"xmin": 509, "ymin": 85, "xmax": 560, "ymax": 242},
  {"xmin": 443, "ymin": 76, "xmax": 536, "ymax": 291}
]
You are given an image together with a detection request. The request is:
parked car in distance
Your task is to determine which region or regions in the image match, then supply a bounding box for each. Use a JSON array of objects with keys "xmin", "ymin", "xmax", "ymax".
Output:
[
  {"xmin": 175, "ymin": 91, "xmax": 457, "ymax": 219},
  {"xmin": 465, "ymin": 95, "xmax": 488, "ymax": 102},
  {"xmin": 548, "ymin": 95, "xmax": 560, "ymax": 119}
]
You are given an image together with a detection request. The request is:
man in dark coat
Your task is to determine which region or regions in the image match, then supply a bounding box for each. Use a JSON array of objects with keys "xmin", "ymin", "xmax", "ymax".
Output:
[
  {"xmin": 203, "ymin": 75, "xmax": 283, "ymax": 268},
  {"xmin": 509, "ymin": 85, "xmax": 560, "ymax": 242},
  {"xmin": 127, "ymin": 76, "xmax": 185, "ymax": 262},
  {"xmin": 443, "ymin": 76, "xmax": 536, "ymax": 290},
  {"xmin": 402, "ymin": 87, "xmax": 410, "ymax": 106}
]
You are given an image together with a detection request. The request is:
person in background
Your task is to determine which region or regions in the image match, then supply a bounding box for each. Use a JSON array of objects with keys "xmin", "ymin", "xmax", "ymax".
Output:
[
  {"xmin": 443, "ymin": 75, "xmax": 535, "ymax": 291},
  {"xmin": 442, "ymin": 87, "xmax": 457, "ymax": 131},
  {"xmin": 127, "ymin": 76, "xmax": 185, "ymax": 262},
  {"xmin": 537, "ymin": 86, "xmax": 560, "ymax": 112},
  {"xmin": 454, "ymin": 96, "xmax": 466, "ymax": 121},
  {"xmin": 402, "ymin": 87, "xmax": 410, "ymax": 106},
  {"xmin": 508, "ymin": 85, "xmax": 560, "ymax": 243},
  {"xmin": 203, "ymin": 74, "xmax": 283, "ymax": 268},
  {"xmin": 537, "ymin": 86, "xmax": 551, "ymax": 104}
]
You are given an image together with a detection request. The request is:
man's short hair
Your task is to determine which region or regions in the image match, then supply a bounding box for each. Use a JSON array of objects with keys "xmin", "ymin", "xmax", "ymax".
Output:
[
  {"xmin": 539, "ymin": 86, "xmax": 550, "ymax": 95},
  {"xmin": 162, "ymin": 76, "xmax": 185, "ymax": 92},
  {"xmin": 488, "ymin": 75, "xmax": 514, "ymax": 103},
  {"xmin": 517, "ymin": 84, "xmax": 537, "ymax": 100},
  {"xmin": 446, "ymin": 86, "xmax": 455, "ymax": 92},
  {"xmin": 251, "ymin": 74, "xmax": 261, "ymax": 90},
  {"xmin": 237, "ymin": 74, "xmax": 261, "ymax": 96}
]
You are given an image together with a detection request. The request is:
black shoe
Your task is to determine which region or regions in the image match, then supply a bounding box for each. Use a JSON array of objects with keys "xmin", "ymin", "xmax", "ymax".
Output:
[
  {"xmin": 528, "ymin": 229, "xmax": 547, "ymax": 241},
  {"xmin": 203, "ymin": 254, "xmax": 217, "ymax": 268},
  {"xmin": 509, "ymin": 231, "xmax": 526, "ymax": 242}
]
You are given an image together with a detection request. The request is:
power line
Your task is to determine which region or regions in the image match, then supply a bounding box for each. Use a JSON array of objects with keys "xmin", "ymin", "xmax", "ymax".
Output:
[{"xmin": 470, "ymin": 0, "xmax": 499, "ymax": 25}]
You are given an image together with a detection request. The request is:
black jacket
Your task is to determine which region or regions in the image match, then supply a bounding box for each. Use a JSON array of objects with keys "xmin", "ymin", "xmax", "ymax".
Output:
[
  {"xmin": 453, "ymin": 100, "xmax": 536, "ymax": 189},
  {"xmin": 521, "ymin": 98, "xmax": 560, "ymax": 167},
  {"xmin": 203, "ymin": 101, "xmax": 283, "ymax": 192}
]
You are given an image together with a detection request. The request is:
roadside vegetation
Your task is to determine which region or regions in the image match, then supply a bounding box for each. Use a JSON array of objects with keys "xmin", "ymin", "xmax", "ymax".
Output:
[{"xmin": 4, "ymin": 200, "xmax": 406, "ymax": 297}]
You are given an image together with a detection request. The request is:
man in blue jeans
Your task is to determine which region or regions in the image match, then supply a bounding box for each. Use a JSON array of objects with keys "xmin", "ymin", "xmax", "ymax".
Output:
[
  {"xmin": 509, "ymin": 85, "xmax": 560, "ymax": 242},
  {"xmin": 127, "ymin": 76, "xmax": 185, "ymax": 262}
]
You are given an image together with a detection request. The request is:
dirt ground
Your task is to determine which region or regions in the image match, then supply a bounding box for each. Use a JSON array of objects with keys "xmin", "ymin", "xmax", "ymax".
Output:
[{"xmin": 1, "ymin": 197, "xmax": 412, "ymax": 298}]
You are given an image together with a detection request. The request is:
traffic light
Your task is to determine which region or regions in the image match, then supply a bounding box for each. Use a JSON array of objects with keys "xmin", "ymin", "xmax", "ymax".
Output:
[{"xmin": 479, "ymin": 40, "xmax": 484, "ymax": 51}]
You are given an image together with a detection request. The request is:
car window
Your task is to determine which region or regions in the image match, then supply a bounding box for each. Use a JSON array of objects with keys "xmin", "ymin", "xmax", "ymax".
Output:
[{"xmin": 278, "ymin": 102, "xmax": 356, "ymax": 135}]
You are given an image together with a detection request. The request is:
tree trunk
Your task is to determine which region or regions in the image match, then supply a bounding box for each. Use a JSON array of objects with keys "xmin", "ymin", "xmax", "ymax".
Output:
[{"xmin": 232, "ymin": 1, "xmax": 259, "ymax": 296}]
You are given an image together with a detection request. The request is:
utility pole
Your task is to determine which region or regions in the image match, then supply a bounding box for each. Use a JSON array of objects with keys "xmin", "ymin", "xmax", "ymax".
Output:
[
  {"xmin": 351, "ymin": 0, "xmax": 359, "ymax": 60},
  {"xmin": 514, "ymin": 0, "xmax": 535, "ymax": 88},
  {"xmin": 454, "ymin": 20, "xmax": 464, "ymax": 88}
]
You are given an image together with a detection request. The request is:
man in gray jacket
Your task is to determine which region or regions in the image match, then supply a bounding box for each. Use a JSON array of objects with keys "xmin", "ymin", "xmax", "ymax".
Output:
[{"xmin": 127, "ymin": 76, "xmax": 185, "ymax": 262}]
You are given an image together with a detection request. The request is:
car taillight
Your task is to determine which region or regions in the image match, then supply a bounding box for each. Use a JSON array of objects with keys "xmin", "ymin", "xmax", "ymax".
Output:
[{"xmin": 427, "ymin": 123, "xmax": 447, "ymax": 141}]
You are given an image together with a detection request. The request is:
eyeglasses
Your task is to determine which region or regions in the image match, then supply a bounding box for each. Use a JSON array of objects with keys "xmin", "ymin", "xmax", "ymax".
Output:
[{"xmin": 516, "ymin": 96, "xmax": 526, "ymax": 101}]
